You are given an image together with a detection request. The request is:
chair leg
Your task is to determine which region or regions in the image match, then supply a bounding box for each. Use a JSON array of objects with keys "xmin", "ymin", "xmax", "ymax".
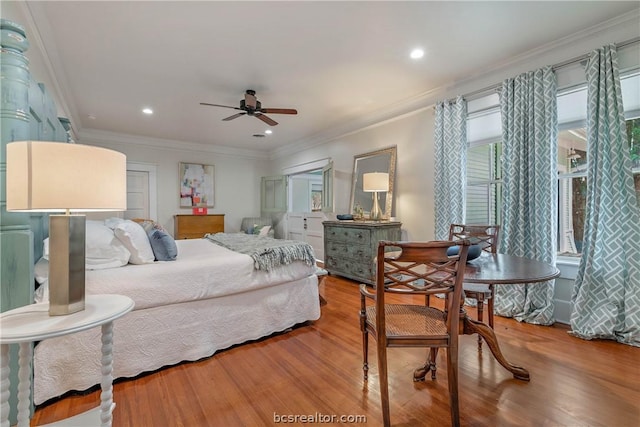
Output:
[
  {"xmin": 377, "ymin": 343, "xmax": 391, "ymax": 427},
  {"xmin": 362, "ymin": 331, "xmax": 369, "ymax": 380},
  {"xmin": 360, "ymin": 308, "xmax": 369, "ymax": 380},
  {"xmin": 476, "ymin": 296, "xmax": 484, "ymax": 349},
  {"xmin": 446, "ymin": 347, "xmax": 461, "ymax": 427},
  {"xmin": 429, "ymin": 347, "xmax": 438, "ymax": 379},
  {"xmin": 488, "ymin": 285, "xmax": 495, "ymax": 329}
]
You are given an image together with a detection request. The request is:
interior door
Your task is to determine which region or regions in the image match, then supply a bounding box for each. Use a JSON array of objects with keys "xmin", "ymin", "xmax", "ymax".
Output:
[
  {"xmin": 125, "ymin": 162, "xmax": 157, "ymax": 220},
  {"xmin": 125, "ymin": 170, "xmax": 149, "ymax": 219}
]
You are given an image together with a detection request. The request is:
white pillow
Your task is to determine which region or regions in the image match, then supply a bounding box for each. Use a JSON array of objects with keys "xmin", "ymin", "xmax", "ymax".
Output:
[
  {"xmin": 85, "ymin": 220, "xmax": 131, "ymax": 269},
  {"xmin": 114, "ymin": 220, "xmax": 155, "ymax": 264},
  {"xmin": 104, "ymin": 216, "xmax": 125, "ymax": 230},
  {"xmin": 34, "ymin": 257, "xmax": 49, "ymax": 303},
  {"xmin": 258, "ymin": 225, "xmax": 272, "ymax": 236},
  {"xmin": 43, "ymin": 221, "xmax": 131, "ymax": 270}
]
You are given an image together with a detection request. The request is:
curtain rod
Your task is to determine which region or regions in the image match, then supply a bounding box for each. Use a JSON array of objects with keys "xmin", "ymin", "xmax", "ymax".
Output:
[{"xmin": 448, "ymin": 37, "xmax": 640, "ymax": 104}]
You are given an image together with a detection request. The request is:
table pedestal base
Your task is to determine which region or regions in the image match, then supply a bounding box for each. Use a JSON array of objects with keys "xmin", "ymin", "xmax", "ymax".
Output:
[{"xmin": 413, "ymin": 315, "xmax": 530, "ymax": 382}]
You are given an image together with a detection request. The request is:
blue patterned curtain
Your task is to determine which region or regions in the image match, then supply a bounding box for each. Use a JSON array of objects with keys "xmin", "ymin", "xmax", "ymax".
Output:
[
  {"xmin": 434, "ymin": 96, "xmax": 467, "ymax": 240},
  {"xmin": 497, "ymin": 66, "xmax": 557, "ymax": 325},
  {"xmin": 569, "ymin": 45, "xmax": 640, "ymax": 346}
]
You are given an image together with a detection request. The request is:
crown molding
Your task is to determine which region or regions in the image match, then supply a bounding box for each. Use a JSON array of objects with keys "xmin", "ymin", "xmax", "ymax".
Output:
[{"xmin": 79, "ymin": 128, "xmax": 269, "ymax": 160}]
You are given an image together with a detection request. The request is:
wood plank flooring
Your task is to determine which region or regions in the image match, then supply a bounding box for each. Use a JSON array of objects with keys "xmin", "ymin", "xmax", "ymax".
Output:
[{"xmin": 32, "ymin": 275, "xmax": 640, "ymax": 426}]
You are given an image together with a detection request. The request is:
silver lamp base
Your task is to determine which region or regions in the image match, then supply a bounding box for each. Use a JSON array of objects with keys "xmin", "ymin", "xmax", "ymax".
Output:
[
  {"xmin": 370, "ymin": 192, "xmax": 382, "ymax": 221},
  {"xmin": 48, "ymin": 215, "xmax": 86, "ymax": 315}
]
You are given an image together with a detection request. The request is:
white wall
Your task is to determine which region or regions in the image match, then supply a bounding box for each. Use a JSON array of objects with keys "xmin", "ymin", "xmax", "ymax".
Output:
[{"xmin": 82, "ymin": 133, "xmax": 270, "ymax": 236}]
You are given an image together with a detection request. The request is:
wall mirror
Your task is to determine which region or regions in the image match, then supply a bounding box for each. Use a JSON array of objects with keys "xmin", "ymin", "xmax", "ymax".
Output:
[{"xmin": 350, "ymin": 146, "xmax": 396, "ymax": 219}]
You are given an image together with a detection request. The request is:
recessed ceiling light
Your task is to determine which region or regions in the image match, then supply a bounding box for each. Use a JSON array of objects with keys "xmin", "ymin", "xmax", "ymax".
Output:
[
  {"xmin": 265, "ymin": 130, "xmax": 273, "ymax": 135},
  {"xmin": 142, "ymin": 108, "xmax": 153, "ymax": 115},
  {"xmin": 410, "ymin": 48, "xmax": 424, "ymax": 59},
  {"xmin": 88, "ymin": 114, "xmax": 96, "ymax": 120}
]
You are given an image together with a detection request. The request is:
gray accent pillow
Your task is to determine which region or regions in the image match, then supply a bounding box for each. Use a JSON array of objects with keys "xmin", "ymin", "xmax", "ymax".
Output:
[{"xmin": 148, "ymin": 229, "xmax": 178, "ymax": 261}]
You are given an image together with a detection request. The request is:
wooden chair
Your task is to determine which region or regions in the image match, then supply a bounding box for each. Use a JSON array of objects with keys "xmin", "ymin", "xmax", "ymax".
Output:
[
  {"xmin": 360, "ymin": 240, "xmax": 470, "ymax": 427},
  {"xmin": 449, "ymin": 224, "xmax": 500, "ymax": 348}
]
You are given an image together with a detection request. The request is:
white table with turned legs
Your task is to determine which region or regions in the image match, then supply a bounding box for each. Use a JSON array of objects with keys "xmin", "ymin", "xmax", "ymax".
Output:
[{"xmin": 0, "ymin": 294, "xmax": 134, "ymax": 427}]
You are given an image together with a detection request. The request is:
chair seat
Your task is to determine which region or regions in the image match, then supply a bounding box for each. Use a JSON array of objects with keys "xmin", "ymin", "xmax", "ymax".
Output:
[
  {"xmin": 463, "ymin": 282, "xmax": 492, "ymax": 296},
  {"xmin": 366, "ymin": 304, "xmax": 448, "ymax": 337}
]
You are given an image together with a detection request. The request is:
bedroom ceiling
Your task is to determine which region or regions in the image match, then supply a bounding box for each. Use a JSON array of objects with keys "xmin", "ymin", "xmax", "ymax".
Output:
[{"xmin": 23, "ymin": 1, "xmax": 639, "ymax": 154}]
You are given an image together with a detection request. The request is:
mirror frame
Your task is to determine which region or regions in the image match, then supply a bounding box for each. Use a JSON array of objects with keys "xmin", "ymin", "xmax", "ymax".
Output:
[{"xmin": 349, "ymin": 146, "xmax": 397, "ymax": 219}]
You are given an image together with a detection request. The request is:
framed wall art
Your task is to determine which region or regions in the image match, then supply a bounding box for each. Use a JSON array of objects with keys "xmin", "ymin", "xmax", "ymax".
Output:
[{"xmin": 179, "ymin": 162, "xmax": 215, "ymax": 208}]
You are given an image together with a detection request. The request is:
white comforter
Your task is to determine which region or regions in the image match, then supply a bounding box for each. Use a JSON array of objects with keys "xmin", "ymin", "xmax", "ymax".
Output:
[{"xmin": 37, "ymin": 238, "xmax": 315, "ymax": 310}]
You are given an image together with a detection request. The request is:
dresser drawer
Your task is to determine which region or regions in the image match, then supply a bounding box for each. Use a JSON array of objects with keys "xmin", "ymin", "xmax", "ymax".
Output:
[
  {"xmin": 325, "ymin": 256, "xmax": 374, "ymax": 282},
  {"xmin": 324, "ymin": 226, "xmax": 371, "ymax": 246},
  {"xmin": 325, "ymin": 241, "xmax": 369, "ymax": 260}
]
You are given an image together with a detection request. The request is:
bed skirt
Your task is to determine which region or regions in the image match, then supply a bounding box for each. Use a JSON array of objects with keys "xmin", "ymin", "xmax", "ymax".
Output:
[{"xmin": 34, "ymin": 275, "xmax": 320, "ymax": 405}]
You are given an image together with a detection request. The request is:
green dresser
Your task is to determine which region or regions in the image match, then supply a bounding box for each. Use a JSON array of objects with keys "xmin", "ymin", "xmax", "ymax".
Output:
[{"xmin": 323, "ymin": 220, "xmax": 402, "ymax": 285}]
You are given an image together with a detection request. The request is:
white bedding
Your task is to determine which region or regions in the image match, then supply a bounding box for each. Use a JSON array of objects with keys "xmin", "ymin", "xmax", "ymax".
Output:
[
  {"xmin": 36, "ymin": 238, "xmax": 315, "ymax": 310},
  {"xmin": 33, "ymin": 237, "xmax": 320, "ymax": 404}
]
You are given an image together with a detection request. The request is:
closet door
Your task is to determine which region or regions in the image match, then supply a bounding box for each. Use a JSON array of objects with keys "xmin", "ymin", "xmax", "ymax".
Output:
[
  {"xmin": 125, "ymin": 170, "xmax": 150, "ymax": 219},
  {"xmin": 125, "ymin": 162, "xmax": 157, "ymax": 221}
]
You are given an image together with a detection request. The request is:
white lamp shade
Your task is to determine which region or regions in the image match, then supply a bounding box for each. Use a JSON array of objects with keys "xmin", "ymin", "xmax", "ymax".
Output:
[
  {"xmin": 6, "ymin": 141, "xmax": 127, "ymax": 212},
  {"xmin": 363, "ymin": 172, "xmax": 389, "ymax": 192}
]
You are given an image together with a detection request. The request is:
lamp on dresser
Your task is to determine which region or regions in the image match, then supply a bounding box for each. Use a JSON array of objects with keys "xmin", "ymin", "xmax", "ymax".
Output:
[
  {"xmin": 363, "ymin": 172, "xmax": 389, "ymax": 220},
  {"xmin": 6, "ymin": 141, "xmax": 126, "ymax": 315}
]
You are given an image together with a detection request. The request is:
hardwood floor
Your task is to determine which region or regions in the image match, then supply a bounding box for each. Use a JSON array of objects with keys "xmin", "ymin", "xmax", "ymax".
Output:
[{"xmin": 32, "ymin": 275, "xmax": 639, "ymax": 426}]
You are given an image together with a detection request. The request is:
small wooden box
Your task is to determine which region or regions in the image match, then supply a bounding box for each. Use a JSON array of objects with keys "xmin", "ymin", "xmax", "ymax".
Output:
[{"xmin": 174, "ymin": 214, "xmax": 225, "ymax": 239}]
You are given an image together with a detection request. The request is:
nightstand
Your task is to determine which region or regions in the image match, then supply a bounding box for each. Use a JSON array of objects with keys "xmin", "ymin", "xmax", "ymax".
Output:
[{"xmin": 0, "ymin": 294, "xmax": 134, "ymax": 427}]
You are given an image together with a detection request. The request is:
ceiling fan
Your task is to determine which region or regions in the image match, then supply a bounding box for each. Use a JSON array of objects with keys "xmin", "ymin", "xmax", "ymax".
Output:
[{"xmin": 200, "ymin": 89, "xmax": 297, "ymax": 126}]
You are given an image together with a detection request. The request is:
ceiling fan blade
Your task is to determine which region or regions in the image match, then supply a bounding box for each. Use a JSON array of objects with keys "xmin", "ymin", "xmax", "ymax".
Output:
[
  {"xmin": 255, "ymin": 113, "xmax": 278, "ymax": 126},
  {"xmin": 260, "ymin": 108, "xmax": 297, "ymax": 115},
  {"xmin": 222, "ymin": 112, "xmax": 246, "ymax": 121},
  {"xmin": 200, "ymin": 102, "xmax": 242, "ymax": 111}
]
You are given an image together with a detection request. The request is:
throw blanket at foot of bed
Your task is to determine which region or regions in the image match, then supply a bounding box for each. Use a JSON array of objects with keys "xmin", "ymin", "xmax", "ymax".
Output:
[{"xmin": 206, "ymin": 233, "xmax": 316, "ymax": 271}]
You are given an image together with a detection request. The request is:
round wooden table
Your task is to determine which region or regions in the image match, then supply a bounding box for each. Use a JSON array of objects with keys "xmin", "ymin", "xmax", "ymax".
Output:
[{"xmin": 415, "ymin": 253, "xmax": 560, "ymax": 382}]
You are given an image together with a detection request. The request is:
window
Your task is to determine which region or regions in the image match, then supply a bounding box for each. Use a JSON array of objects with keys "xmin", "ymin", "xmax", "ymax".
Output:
[
  {"xmin": 557, "ymin": 126, "xmax": 588, "ymax": 256},
  {"xmin": 466, "ymin": 142, "xmax": 501, "ymax": 225},
  {"xmin": 557, "ymin": 117, "xmax": 640, "ymax": 257},
  {"xmin": 464, "ymin": 73, "xmax": 640, "ymax": 256}
]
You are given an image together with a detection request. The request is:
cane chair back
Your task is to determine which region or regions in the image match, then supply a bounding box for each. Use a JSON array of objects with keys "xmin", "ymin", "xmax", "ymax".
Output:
[{"xmin": 450, "ymin": 224, "xmax": 500, "ymax": 341}]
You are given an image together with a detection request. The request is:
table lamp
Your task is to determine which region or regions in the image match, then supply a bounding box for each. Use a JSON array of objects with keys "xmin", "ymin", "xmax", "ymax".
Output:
[
  {"xmin": 363, "ymin": 172, "xmax": 389, "ymax": 221},
  {"xmin": 6, "ymin": 141, "xmax": 126, "ymax": 315}
]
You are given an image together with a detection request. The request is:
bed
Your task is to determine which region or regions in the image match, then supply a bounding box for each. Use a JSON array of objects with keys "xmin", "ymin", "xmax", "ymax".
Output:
[{"xmin": 32, "ymin": 220, "xmax": 320, "ymax": 405}]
